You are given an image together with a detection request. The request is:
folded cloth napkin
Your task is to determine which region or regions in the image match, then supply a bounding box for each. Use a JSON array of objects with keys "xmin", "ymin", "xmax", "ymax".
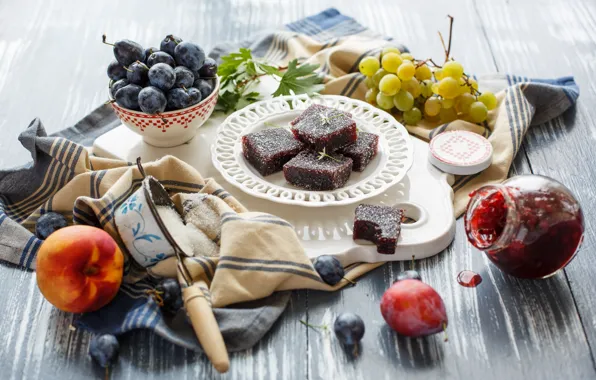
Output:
[{"xmin": 211, "ymin": 8, "xmax": 579, "ymax": 216}]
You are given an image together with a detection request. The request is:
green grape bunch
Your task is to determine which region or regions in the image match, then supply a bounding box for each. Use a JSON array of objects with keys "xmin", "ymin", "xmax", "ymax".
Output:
[{"xmin": 357, "ymin": 17, "xmax": 497, "ymax": 126}]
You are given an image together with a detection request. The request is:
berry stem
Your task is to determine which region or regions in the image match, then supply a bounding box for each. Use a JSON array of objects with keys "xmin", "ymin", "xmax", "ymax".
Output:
[
  {"xmin": 446, "ymin": 15, "xmax": 454, "ymax": 61},
  {"xmin": 411, "ymin": 255, "xmax": 415, "ymax": 270},
  {"xmin": 343, "ymin": 277, "xmax": 357, "ymax": 286},
  {"xmin": 299, "ymin": 320, "xmax": 328, "ymax": 331},
  {"xmin": 101, "ymin": 34, "xmax": 115, "ymax": 47},
  {"xmin": 105, "ymin": 367, "xmax": 110, "ymax": 380},
  {"xmin": 443, "ymin": 322, "xmax": 449, "ymax": 342}
]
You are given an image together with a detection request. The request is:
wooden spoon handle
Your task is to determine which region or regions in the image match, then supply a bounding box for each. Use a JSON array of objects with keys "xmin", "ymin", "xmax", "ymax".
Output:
[{"xmin": 183, "ymin": 283, "xmax": 230, "ymax": 373}]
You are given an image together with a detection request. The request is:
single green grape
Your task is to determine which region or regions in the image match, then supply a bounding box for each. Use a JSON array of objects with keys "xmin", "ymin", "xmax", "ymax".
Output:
[
  {"xmin": 365, "ymin": 76, "xmax": 375, "ymax": 88},
  {"xmin": 438, "ymin": 77, "xmax": 459, "ymax": 99},
  {"xmin": 397, "ymin": 61, "xmax": 416, "ymax": 81},
  {"xmin": 455, "ymin": 93, "xmax": 475, "ymax": 114},
  {"xmin": 376, "ymin": 92, "xmax": 394, "ymax": 110},
  {"xmin": 434, "ymin": 68, "xmax": 445, "ymax": 81},
  {"xmin": 415, "ymin": 65, "xmax": 432, "ymax": 81},
  {"xmin": 469, "ymin": 101, "xmax": 488, "ymax": 123},
  {"xmin": 443, "ymin": 61, "xmax": 464, "ymax": 79},
  {"xmin": 365, "ymin": 88, "xmax": 379, "ymax": 104},
  {"xmin": 441, "ymin": 98, "xmax": 455, "ymax": 109},
  {"xmin": 403, "ymin": 107, "xmax": 422, "ymax": 125},
  {"xmin": 432, "ymin": 82, "xmax": 440, "ymax": 95},
  {"xmin": 469, "ymin": 78, "xmax": 479, "ymax": 90},
  {"xmin": 382, "ymin": 46, "xmax": 401, "ymax": 57},
  {"xmin": 478, "ymin": 91, "xmax": 497, "ymax": 110},
  {"xmin": 439, "ymin": 107, "xmax": 458, "ymax": 123},
  {"xmin": 401, "ymin": 78, "xmax": 421, "ymax": 98},
  {"xmin": 381, "ymin": 53, "xmax": 403, "ymax": 74},
  {"xmin": 379, "ymin": 74, "xmax": 401, "ymax": 96},
  {"xmin": 372, "ymin": 69, "xmax": 389, "ymax": 87},
  {"xmin": 420, "ymin": 79, "xmax": 433, "ymax": 98},
  {"xmin": 401, "ymin": 52, "xmax": 414, "ymax": 61},
  {"xmin": 424, "ymin": 97, "xmax": 441, "ymax": 117},
  {"xmin": 393, "ymin": 89, "xmax": 414, "ymax": 111},
  {"xmin": 359, "ymin": 56, "xmax": 380, "ymax": 77}
]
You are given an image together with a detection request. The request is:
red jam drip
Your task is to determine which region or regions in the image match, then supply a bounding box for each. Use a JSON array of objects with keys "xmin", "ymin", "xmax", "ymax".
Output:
[{"xmin": 457, "ymin": 270, "xmax": 482, "ymax": 288}]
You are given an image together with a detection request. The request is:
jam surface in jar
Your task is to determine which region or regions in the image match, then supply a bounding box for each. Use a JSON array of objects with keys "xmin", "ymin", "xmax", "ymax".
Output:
[{"xmin": 464, "ymin": 175, "xmax": 584, "ymax": 279}]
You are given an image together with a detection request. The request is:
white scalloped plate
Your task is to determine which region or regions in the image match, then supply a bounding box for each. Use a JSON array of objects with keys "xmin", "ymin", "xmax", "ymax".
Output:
[{"xmin": 211, "ymin": 95, "xmax": 414, "ymax": 207}]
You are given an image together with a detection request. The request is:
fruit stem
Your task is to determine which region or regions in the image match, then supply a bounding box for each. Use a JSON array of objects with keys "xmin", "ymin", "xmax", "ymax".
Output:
[
  {"xmin": 446, "ymin": 15, "xmax": 454, "ymax": 61},
  {"xmin": 443, "ymin": 322, "xmax": 449, "ymax": 342},
  {"xmin": 411, "ymin": 255, "xmax": 415, "ymax": 270},
  {"xmin": 343, "ymin": 277, "xmax": 357, "ymax": 286},
  {"xmin": 83, "ymin": 265, "xmax": 99, "ymax": 276},
  {"xmin": 352, "ymin": 344, "xmax": 359, "ymax": 357},
  {"xmin": 124, "ymin": 66, "xmax": 133, "ymax": 73},
  {"xmin": 102, "ymin": 34, "xmax": 115, "ymax": 47},
  {"xmin": 105, "ymin": 367, "xmax": 110, "ymax": 380},
  {"xmin": 145, "ymin": 289, "xmax": 165, "ymax": 307},
  {"xmin": 299, "ymin": 320, "xmax": 328, "ymax": 331},
  {"xmin": 104, "ymin": 99, "xmax": 116, "ymax": 105}
]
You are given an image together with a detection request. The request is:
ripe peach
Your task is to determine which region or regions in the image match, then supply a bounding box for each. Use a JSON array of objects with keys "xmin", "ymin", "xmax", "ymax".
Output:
[{"xmin": 36, "ymin": 225, "xmax": 124, "ymax": 313}]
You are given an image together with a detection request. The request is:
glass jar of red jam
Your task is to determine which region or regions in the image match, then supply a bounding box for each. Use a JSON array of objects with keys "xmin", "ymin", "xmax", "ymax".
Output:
[{"xmin": 464, "ymin": 175, "xmax": 584, "ymax": 279}]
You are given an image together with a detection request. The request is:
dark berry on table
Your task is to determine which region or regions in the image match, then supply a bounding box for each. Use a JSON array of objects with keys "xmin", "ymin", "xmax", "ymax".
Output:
[
  {"xmin": 148, "ymin": 63, "xmax": 176, "ymax": 91},
  {"xmin": 103, "ymin": 36, "xmax": 144, "ymax": 66},
  {"xmin": 126, "ymin": 61, "xmax": 149, "ymax": 86},
  {"xmin": 114, "ymin": 84, "xmax": 142, "ymax": 111},
  {"xmin": 35, "ymin": 212, "xmax": 68, "ymax": 240},
  {"xmin": 89, "ymin": 334, "xmax": 119, "ymax": 368},
  {"xmin": 283, "ymin": 150, "xmax": 353, "ymax": 191},
  {"xmin": 160, "ymin": 34, "xmax": 182, "ymax": 56},
  {"xmin": 143, "ymin": 47, "xmax": 159, "ymax": 63},
  {"xmin": 174, "ymin": 42, "xmax": 206, "ymax": 71},
  {"xmin": 242, "ymin": 128, "xmax": 304, "ymax": 176},
  {"xmin": 198, "ymin": 57, "xmax": 218, "ymax": 78},
  {"xmin": 166, "ymin": 88, "xmax": 191, "ymax": 110},
  {"xmin": 353, "ymin": 204, "xmax": 403, "ymax": 254},
  {"xmin": 138, "ymin": 86, "xmax": 167, "ymax": 114},
  {"xmin": 338, "ymin": 132, "xmax": 379, "ymax": 172},
  {"xmin": 147, "ymin": 51, "xmax": 176, "ymax": 68},
  {"xmin": 396, "ymin": 270, "xmax": 421, "ymax": 282},
  {"xmin": 187, "ymin": 87, "xmax": 202, "ymax": 105},
  {"xmin": 156, "ymin": 278, "xmax": 183, "ymax": 314},
  {"xmin": 174, "ymin": 66, "xmax": 195, "ymax": 88},
  {"xmin": 290, "ymin": 104, "xmax": 357, "ymax": 152},
  {"xmin": 193, "ymin": 78, "xmax": 213, "ymax": 100},
  {"xmin": 314, "ymin": 255, "xmax": 345, "ymax": 286},
  {"xmin": 380, "ymin": 279, "xmax": 448, "ymax": 337},
  {"xmin": 107, "ymin": 60, "xmax": 126, "ymax": 81},
  {"xmin": 334, "ymin": 312, "xmax": 365, "ymax": 346},
  {"xmin": 110, "ymin": 79, "xmax": 129, "ymax": 98}
]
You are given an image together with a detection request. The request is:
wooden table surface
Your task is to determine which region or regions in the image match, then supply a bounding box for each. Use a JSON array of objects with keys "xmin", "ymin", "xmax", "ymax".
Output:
[{"xmin": 1, "ymin": 0, "xmax": 595, "ymax": 379}]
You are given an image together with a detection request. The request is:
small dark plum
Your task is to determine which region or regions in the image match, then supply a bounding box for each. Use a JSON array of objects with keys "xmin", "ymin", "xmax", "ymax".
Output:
[
  {"xmin": 147, "ymin": 51, "xmax": 176, "ymax": 68},
  {"xmin": 193, "ymin": 78, "xmax": 214, "ymax": 100},
  {"xmin": 155, "ymin": 278, "xmax": 183, "ymax": 315},
  {"xmin": 114, "ymin": 84, "xmax": 142, "ymax": 111},
  {"xmin": 148, "ymin": 63, "xmax": 176, "ymax": 91},
  {"xmin": 89, "ymin": 334, "xmax": 119, "ymax": 368},
  {"xmin": 160, "ymin": 34, "xmax": 182, "ymax": 56},
  {"xmin": 143, "ymin": 47, "xmax": 158, "ymax": 63},
  {"xmin": 35, "ymin": 212, "xmax": 68, "ymax": 240},
  {"xmin": 126, "ymin": 61, "xmax": 149, "ymax": 86},
  {"xmin": 102, "ymin": 35, "xmax": 144, "ymax": 66},
  {"xmin": 187, "ymin": 87, "xmax": 202, "ymax": 105},
  {"xmin": 166, "ymin": 88, "xmax": 191, "ymax": 110},
  {"xmin": 174, "ymin": 66, "xmax": 194, "ymax": 88},
  {"xmin": 198, "ymin": 57, "xmax": 218, "ymax": 78},
  {"xmin": 174, "ymin": 42, "xmax": 205, "ymax": 71},
  {"xmin": 107, "ymin": 60, "xmax": 127, "ymax": 81},
  {"xmin": 396, "ymin": 270, "xmax": 421, "ymax": 282},
  {"xmin": 314, "ymin": 255, "xmax": 344, "ymax": 286},
  {"xmin": 334, "ymin": 313, "xmax": 365, "ymax": 346},
  {"xmin": 138, "ymin": 86, "xmax": 167, "ymax": 114},
  {"xmin": 110, "ymin": 79, "xmax": 129, "ymax": 98}
]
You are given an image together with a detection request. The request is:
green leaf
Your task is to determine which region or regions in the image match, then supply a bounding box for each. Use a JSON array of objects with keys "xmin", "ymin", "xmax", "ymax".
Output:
[
  {"xmin": 272, "ymin": 59, "xmax": 324, "ymax": 97},
  {"xmin": 257, "ymin": 62, "xmax": 282, "ymax": 77},
  {"xmin": 218, "ymin": 48, "xmax": 253, "ymax": 78},
  {"xmin": 215, "ymin": 90, "xmax": 241, "ymax": 113}
]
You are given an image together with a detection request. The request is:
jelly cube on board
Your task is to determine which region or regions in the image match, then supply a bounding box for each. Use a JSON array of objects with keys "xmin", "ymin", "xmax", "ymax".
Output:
[
  {"xmin": 291, "ymin": 104, "xmax": 357, "ymax": 152},
  {"xmin": 242, "ymin": 128, "xmax": 305, "ymax": 176},
  {"xmin": 339, "ymin": 132, "xmax": 379, "ymax": 172},
  {"xmin": 283, "ymin": 150, "xmax": 353, "ymax": 191},
  {"xmin": 353, "ymin": 204, "xmax": 404, "ymax": 254}
]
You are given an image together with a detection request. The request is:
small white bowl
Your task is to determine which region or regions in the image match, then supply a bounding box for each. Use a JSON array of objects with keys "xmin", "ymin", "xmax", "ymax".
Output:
[{"xmin": 110, "ymin": 77, "xmax": 219, "ymax": 148}]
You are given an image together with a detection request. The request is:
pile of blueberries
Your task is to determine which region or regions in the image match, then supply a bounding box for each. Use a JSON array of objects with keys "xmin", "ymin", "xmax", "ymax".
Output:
[{"xmin": 105, "ymin": 34, "xmax": 218, "ymax": 114}]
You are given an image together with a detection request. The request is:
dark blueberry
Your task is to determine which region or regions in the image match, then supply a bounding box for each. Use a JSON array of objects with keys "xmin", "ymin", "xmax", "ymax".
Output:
[
  {"xmin": 188, "ymin": 87, "xmax": 202, "ymax": 105},
  {"xmin": 174, "ymin": 66, "xmax": 195, "ymax": 88},
  {"xmin": 35, "ymin": 212, "xmax": 68, "ymax": 240},
  {"xmin": 155, "ymin": 278, "xmax": 183, "ymax": 314},
  {"xmin": 89, "ymin": 334, "xmax": 119, "ymax": 368},
  {"xmin": 147, "ymin": 51, "xmax": 176, "ymax": 68},
  {"xmin": 148, "ymin": 63, "xmax": 175, "ymax": 91},
  {"xmin": 174, "ymin": 42, "xmax": 205, "ymax": 72},
  {"xmin": 198, "ymin": 57, "xmax": 218, "ymax": 78},
  {"xmin": 143, "ymin": 47, "xmax": 159, "ymax": 63},
  {"xmin": 166, "ymin": 88, "xmax": 191, "ymax": 110},
  {"xmin": 160, "ymin": 34, "xmax": 182, "ymax": 56},
  {"xmin": 138, "ymin": 86, "xmax": 167, "ymax": 114},
  {"xmin": 314, "ymin": 255, "xmax": 344, "ymax": 286},
  {"xmin": 334, "ymin": 312, "xmax": 365, "ymax": 346},
  {"xmin": 395, "ymin": 270, "xmax": 421, "ymax": 282},
  {"xmin": 114, "ymin": 84, "xmax": 142, "ymax": 111},
  {"xmin": 112, "ymin": 39, "xmax": 144, "ymax": 66},
  {"xmin": 193, "ymin": 78, "xmax": 213, "ymax": 100},
  {"xmin": 126, "ymin": 61, "xmax": 149, "ymax": 86},
  {"xmin": 110, "ymin": 79, "xmax": 129, "ymax": 98},
  {"xmin": 107, "ymin": 60, "xmax": 126, "ymax": 81}
]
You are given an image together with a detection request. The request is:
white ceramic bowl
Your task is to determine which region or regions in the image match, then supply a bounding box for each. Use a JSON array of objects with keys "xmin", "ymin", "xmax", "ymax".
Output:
[{"xmin": 110, "ymin": 77, "xmax": 219, "ymax": 148}]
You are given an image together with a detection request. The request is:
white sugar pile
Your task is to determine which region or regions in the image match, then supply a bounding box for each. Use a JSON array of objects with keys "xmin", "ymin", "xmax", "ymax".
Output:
[{"xmin": 156, "ymin": 205, "xmax": 218, "ymax": 257}]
